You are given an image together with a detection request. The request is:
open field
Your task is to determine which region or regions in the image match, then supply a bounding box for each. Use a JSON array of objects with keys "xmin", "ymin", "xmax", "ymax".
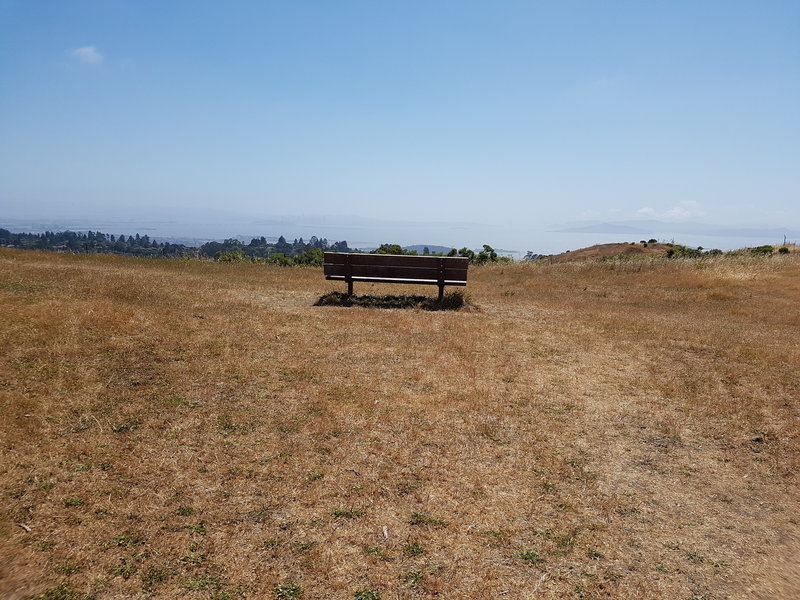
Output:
[{"xmin": 1, "ymin": 248, "xmax": 799, "ymax": 599}]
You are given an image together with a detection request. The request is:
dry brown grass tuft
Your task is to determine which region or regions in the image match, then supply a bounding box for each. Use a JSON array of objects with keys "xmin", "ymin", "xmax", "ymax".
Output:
[{"xmin": 1, "ymin": 249, "xmax": 798, "ymax": 599}]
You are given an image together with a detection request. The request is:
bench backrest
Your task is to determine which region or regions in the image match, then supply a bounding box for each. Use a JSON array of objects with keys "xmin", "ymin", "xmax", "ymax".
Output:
[{"xmin": 323, "ymin": 252, "xmax": 468, "ymax": 284}]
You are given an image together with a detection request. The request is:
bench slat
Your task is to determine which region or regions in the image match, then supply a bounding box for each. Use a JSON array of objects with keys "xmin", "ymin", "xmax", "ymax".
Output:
[
  {"xmin": 326, "ymin": 275, "xmax": 467, "ymax": 286},
  {"xmin": 324, "ymin": 252, "xmax": 468, "ymax": 269},
  {"xmin": 324, "ymin": 263, "xmax": 467, "ymax": 281}
]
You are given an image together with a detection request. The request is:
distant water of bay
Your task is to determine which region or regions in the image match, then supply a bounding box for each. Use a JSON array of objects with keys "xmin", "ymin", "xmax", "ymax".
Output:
[{"xmin": 2, "ymin": 215, "xmax": 797, "ymax": 257}]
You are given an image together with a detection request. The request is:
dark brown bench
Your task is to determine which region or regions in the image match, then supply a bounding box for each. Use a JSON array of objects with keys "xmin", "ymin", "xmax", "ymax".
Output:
[{"xmin": 323, "ymin": 252, "xmax": 468, "ymax": 301}]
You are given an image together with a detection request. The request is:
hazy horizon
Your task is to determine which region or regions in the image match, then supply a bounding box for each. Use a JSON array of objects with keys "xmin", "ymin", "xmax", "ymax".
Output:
[{"xmin": 3, "ymin": 209, "xmax": 798, "ymax": 256}]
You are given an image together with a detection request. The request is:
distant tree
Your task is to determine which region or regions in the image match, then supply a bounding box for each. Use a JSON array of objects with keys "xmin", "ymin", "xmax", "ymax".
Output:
[
  {"xmin": 215, "ymin": 250, "xmax": 248, "ymax": 262},
  {"xmin": 373, "ymin": 243, "xmax": 406, "ymax": 255},
  {"xmin": 275, "ymin": 235, "xmax": 291, "ymax": 254},
  {"xmin": 457, "ymin": 247, "xmax": 475, "ymax": 261}
]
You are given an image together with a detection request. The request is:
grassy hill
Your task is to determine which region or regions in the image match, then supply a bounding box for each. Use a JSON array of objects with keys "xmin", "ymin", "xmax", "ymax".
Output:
[
  {"xmin": 546, "ymin": 242, "xmax": 671, "ymax": 262},
  {"xmin": 1, "ymin": 248, "xmax": 799, "ymax": 599}
]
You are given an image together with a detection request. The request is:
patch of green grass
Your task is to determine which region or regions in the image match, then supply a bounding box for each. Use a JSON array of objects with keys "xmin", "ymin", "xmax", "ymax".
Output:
[
  {"xmin": 293, "ymin": 541, "xmax": 316, "ymax": 553},
  {"xmin": 402, "ymin": 543, "xmax": 425, "ymax": 557},
  {"xmin": 28, "ymin": 583, "xmax": 95, "ymax": 600},
  {"xmin": 211, "ymin": 592, "xmax": 242, "ymax": 600},
  {"xmin": 62, "ymin": 497, "xmax": 84, "ymax": 507},
  {"xmin": 164, "ymin": 395, "xmax": 185, "ymax": 407},
  {"xmin": 402, "ymin": 570, "xmax": 423, "ymax": 585},
  {"xmin": 556, "ymin": 534, "xmax": 576, "ymax": 548},
  {"xmin": 685, "ymin": 550, "xmax": 704, "ymax": 563},
  {"xmin": 363, "ymin": 545, "xmax": 383, "ymax": 555},
  {"xmin": 519, "ymin": 550, "xmax": 543, "ymax": 565},
  {"xmin": 484, "ymin": 529, "xmax": 509, "ymax": 546},
  {"xmin": 710, "ymin": 560, "xmax": 730, "ymax": 568},
  {"xmin": 306, "ymin": 471, "xmax": 324, "ymax": 481},
  {"xmin": 353, "ymin": 591, "xmax": 380, "ymax": 600},
  {"xmin": 55, "ymin": 564, "xmax": 80, "ymax": 576},
  {"xmin": 189, "ymin": 522, "xmax": 207, "ymax": 534},
  {"xmin": 110, "ymin": 558, "xmax": 137, "ymax": 579},
  {"xmin": 183, "ymin": 575, "xmax": 223, "ymax": 591},
  {"xmin": 409, "ymin": 512, "xmax": 446, "ymax": 527},
  {"xmin": 274, "ymin": 583, "xmax": 303, "ymax": 599},
  {"xmin": 176, "ymin": 505, "xmax": 195, "ymax": 516},
  {"xmin": 142, "ymin": 564, "xmax": 176, "ymax": 587}
]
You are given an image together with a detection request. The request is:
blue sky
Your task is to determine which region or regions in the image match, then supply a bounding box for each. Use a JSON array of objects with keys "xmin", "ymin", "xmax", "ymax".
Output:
[{"xmin": 1, "ymin": 1, "xmax": 798, "ymax": 250}]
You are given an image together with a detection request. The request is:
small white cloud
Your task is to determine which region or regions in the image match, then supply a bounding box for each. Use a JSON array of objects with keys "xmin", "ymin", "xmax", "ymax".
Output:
[
  {"xmin": 637, "ymin": 207, "xmax": 657, "ymax": 218},
  {"xmin": 71, "ymin": 46, "xmax": 104, "ymax": 65},
  {"xmin": 637, "ymin": 201, "xmax": 705, "ymax": 221}
]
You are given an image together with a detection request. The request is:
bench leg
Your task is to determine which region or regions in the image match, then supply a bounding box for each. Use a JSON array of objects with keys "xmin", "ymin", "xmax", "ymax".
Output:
[
  {"xmin": 438, "ymin": 284, "xmax": 444, "ymax": 303},
  {"xmin": 347, "ymin": 280, "xmax": 353, "ymax": 296}
]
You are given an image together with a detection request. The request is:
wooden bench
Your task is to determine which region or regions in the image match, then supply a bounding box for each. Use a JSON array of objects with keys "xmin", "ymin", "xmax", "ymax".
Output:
[{"xmin": 323, "ymin": 252, "xmax": 469, "ymax": 301}]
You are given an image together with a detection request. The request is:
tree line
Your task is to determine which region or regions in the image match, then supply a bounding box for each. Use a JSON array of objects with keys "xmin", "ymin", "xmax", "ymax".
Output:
[
  {"xmin": 0, "ymin": 228, "xmax": 192, "ymax": 257},
  {"xmin": 0, "ymin": 228, "xmax": 511, "ymax": 266},
  {"xmin": 371, "ymin": 243, "xmax": 510, "ymax": 265},
  {"xmin": 0, "ymin": 229, "xmax": 351, "ymax": 262}
]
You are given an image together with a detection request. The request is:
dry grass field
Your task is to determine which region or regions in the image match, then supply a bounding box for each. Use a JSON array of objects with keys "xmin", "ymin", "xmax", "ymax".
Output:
[{"xmin": 1, "ymin": 248, "xmax": 799, "ymax": 600}]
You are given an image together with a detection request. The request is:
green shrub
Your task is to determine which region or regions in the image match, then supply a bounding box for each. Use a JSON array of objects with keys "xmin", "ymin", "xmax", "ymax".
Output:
[
  {"xmin": 665, "ymin": 244, "xmax": 703, "ymax": 259},
  {"xmin": 294, "ymin": 248, "xmax": 324, "ymax": 266},
  {"xmin": 265, "ymin": 253, "xmax": 295, "ymax": 266},
  {"xmin": 751, "ymin": 245, "xmax": 774, "ymax": 255},
  {"xmin": 215, "ymin": 250, "xmax": 248, "ymax": 262},
  {"xmin": 779, "ymin": 246, "xmax": 790, "ymax": 254}
]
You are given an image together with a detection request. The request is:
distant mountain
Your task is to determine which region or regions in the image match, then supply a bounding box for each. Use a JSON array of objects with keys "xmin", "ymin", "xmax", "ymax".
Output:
[
  {"xmin": 552, "ymin": 220, "xmax": 800, "ymax": 239},
  {"xmin": 555, "ymin": 222, "xmax": 651, "ymax": 234}
]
